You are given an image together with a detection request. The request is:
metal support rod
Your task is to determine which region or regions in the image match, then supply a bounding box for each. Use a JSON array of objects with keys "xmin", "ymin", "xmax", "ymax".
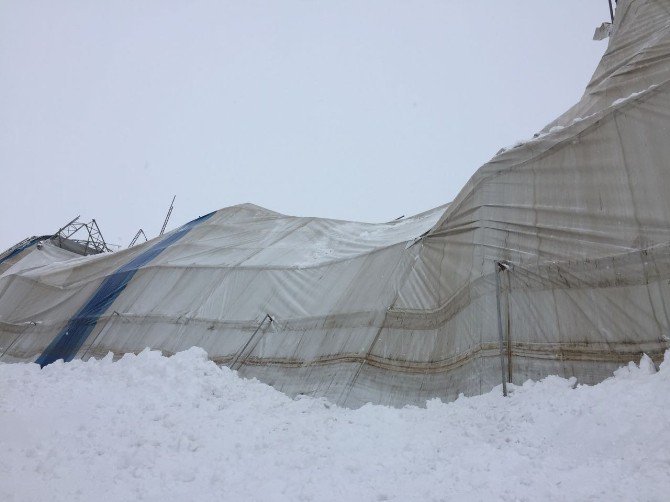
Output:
[
  {"xmin": 159, "ymin": 195, "xmax": 176, "ymax": 236},
  {"xmin": 506, "ymin": 279, "xmax": 513, "ymax": 385},
  {"xmin": 128, "ymin": 229, "xmax": 147, "ymax": 248},
  {"xmin": 230, "ymin": 314, "xmax": 273, "ymax": 371},
  {"xmin": 0, "ymin": 322, "xmax": 35, "ymax": 361},
  {"xmin": 53, "ymin": 215, "xmax": 80, "ymax": 238},
  {"xmin": 80, "ymin": 312, "xmax": 120, "ymax": 361},
  {"xmin": 608, "ymin": 0, "xmax": 614, "ymax": 22},
  {"xmin": 495, "ymin": 261, "xmax": 508, "ymax": 397}
]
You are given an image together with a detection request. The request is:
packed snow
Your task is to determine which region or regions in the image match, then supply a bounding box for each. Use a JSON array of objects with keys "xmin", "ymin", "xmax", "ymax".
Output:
[
  {"xmin": 1, "ymin": 348, "xmax": 669, "ymax": 501},
  {"xmin": 496, "ymin": 113, "xmax": 600, "ymax": 156},
  {"xmin": 496, "ymin": 83, "xmax": 662, "ymax": 157},
  {"xmin": 611, "ymin": 85, "xmax": 658, "ymax": 106}
]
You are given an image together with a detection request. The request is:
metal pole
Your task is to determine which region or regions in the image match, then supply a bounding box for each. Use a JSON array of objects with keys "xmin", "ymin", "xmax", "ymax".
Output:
[
  {"xmin": 231, "ymin": 314, "xmax": 272, "ymax": 371},
  {"xmin": 494, "ymin": 261, "xmax": 508, "ymax": 397},
  {"xmin": 0, "ymin": 322, "xmax": 35, "ymax": 361},
  {"xmin": 81, "ymin": 311, "xmax": 120, "ymax": 361},
  {"xmin": 160, "ymin": 196, "xmax": 176, "ymax": 236},
  {"xmin": 128, "ymin": 229, "xmax": 147, "ymax": 248},
  {"xmin": 52, "ymin": 215, "xmax": 80, "ymax": 238},
  {"xmin": 608, "ymin": 0, "xmax": 614, "ymax": 22}
]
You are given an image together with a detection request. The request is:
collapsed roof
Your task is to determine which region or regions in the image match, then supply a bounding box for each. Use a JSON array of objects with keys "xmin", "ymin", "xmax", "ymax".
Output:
[
  {"xmin": 0, "ymin": 217, "xmax": 112, "ymax": 276},
  {"xmin": 1, "ymin": 0, "xmax": 669, "ymax": 407}
]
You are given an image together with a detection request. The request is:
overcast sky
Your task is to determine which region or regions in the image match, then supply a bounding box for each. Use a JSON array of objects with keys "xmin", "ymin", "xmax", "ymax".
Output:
[{"xmin": 0, "ymin": 1, "xmax": 611, "ymax": 251}]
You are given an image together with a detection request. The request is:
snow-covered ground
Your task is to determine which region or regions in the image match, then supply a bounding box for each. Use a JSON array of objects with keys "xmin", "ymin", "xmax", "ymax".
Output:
[{"xmin": 1, "ymin": 349, "xmax": 669, "ymax": 502}]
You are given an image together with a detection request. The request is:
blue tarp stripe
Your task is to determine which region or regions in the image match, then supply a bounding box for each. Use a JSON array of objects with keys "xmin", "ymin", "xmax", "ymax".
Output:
[{"xmin": 35, "ymin": 212, "xmax": 215, "ymax": 367}]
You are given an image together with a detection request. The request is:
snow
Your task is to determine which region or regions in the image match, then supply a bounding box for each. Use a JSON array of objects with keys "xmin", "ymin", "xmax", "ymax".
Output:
[
  {"xmin": 612, "ymin": 84, "xmax": 658, "ymax": 106},
  {"xmin": 287, "ymin": 207, "xmax": 444, "ymax": 268},
  {"xmin": 495, "ymin": 82, "xmax": 660, "ymax": 158},
  {"xmin": 491, "ymin": 85, "xmax": 661, "ymax": 161},
  {"xmin": 497, "ymin": 112, "xmax": 600, "ymax": 156},
  {"xmin": 1, "ymin": 348, "xmax": 669, "ymax": 501}
]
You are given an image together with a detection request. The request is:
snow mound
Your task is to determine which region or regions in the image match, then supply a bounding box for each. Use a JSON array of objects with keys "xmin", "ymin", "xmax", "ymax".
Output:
[{"xmin": 1, "ymin": 347, "xmax": 669, "ymax": 501}]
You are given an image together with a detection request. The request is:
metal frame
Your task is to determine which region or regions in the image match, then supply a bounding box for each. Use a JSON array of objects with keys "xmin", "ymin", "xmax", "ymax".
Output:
[
  {"xmin": 231, "ymin": 314, "xmax": 274, "ymax": 371},
  {"xmin": 160, "ymin": 196, "xmax": 176, "ymax": 236},
  {"xmin": 128, "ymin": 229, "xmax": 148, "ymax": 248},
  {"xmin": 52, "ymin": 216, "xmax": 113, "ymax": 255}
]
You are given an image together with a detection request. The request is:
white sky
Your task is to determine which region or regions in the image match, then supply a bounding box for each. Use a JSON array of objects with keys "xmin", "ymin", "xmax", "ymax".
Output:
[{"xmin": 0, "ymin": 1, "xmax": 611, "ymax": 251}]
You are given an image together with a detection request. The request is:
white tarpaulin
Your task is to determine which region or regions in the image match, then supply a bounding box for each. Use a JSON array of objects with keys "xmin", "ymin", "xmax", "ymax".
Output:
[{"xmin": 1, "ymin": 0, "xmax": 669, "ymax": 407}]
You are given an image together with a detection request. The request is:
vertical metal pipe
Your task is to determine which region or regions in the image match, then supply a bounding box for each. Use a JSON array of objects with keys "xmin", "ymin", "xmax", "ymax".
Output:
[
  {"xmin": 495, "ymin": 262, "xmax": 508, "ymax": 397},
  {"xmin": 505, "ymin": 271, "xmax": 513, "ymax": 385},
  {"xmin": 608, "ymin": 0, "xmax": 615, "ymax": 22}
]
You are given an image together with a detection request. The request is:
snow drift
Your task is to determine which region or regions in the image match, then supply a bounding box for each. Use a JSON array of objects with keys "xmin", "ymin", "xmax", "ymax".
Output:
[{"xmin": 1, "ymin": 348, "xmax": 669, "ymax": 501}]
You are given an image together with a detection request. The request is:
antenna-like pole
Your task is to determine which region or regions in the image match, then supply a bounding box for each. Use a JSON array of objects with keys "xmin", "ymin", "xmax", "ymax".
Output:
[
  {"xmin": 608, "ymin": 0, "xmax": 614, "ymax": 22},
  {"xmin": 159, "ymin": 196, "xmax": 176, "ymax": 236}
]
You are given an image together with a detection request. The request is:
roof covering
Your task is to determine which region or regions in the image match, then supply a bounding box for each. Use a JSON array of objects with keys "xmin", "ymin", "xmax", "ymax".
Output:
[{"xmin": 1, "ymin": 0, "xmax": 669, "ymax": 407}]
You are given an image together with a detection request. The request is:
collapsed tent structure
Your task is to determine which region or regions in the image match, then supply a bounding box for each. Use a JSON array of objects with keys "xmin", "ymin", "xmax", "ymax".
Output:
[
  {"xmin": 0, "ymin": 217, "xmax": 112, "ymax": 276},
  {"xmin": 1, "ymin": 0, "xmax": 669, "ymax": 407}
]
